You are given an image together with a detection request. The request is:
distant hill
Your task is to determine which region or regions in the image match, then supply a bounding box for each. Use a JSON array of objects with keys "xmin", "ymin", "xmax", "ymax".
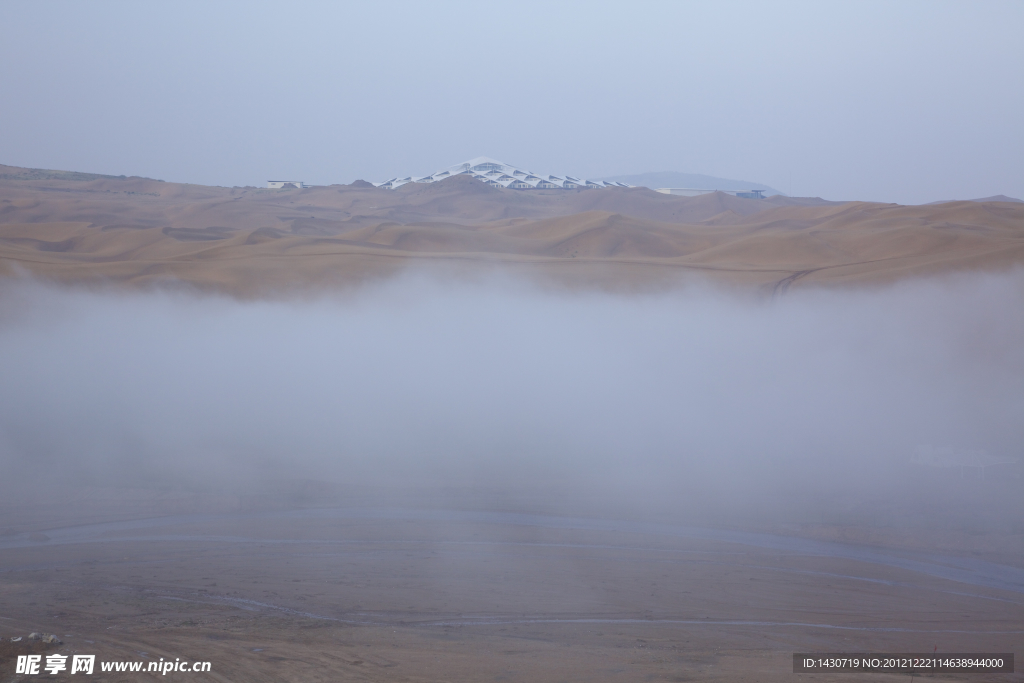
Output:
[
  {"xmin": 926, "ymin": 195, "xmax": 1023, "ymax": 205},
  {"xmin": 3, "ymin": 164, "xmax": 1024, "ymax": 294},
  {"xmin": 0, "ymin": 163, "xmax": 161, "ymax": 183},
  {"xmin": 598, "ymin": 171, "xmax": 785, "ymax": 196}
]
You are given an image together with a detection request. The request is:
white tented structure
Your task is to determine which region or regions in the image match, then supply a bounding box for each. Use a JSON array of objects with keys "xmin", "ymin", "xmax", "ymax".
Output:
[
  {"xmin": 374, "ymin": 157, "xmax": 631, "ymax": 191},
  {"xmin": 267, "ymin": 180, "xmax": 306, "ymax": 189}
]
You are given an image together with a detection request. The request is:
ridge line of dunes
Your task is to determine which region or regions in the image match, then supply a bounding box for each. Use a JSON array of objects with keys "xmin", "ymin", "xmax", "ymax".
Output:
[{"xmin": 1, "ymin": 164, "xmax": 1022, "ymax": 294}]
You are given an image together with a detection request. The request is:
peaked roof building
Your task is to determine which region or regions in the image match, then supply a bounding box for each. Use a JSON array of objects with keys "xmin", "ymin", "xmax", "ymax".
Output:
[{"xmin": 374, "ymin": 157, "xmax": 632, "ymax": 191}]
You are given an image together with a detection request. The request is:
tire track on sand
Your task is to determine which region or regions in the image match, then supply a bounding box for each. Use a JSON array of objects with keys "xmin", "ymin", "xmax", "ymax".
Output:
[{"xmin": 772, "ymin": 269, "xmax": 819, "ymax": 299}]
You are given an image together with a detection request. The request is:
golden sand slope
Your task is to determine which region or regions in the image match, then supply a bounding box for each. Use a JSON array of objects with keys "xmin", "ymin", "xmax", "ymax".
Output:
[{"xmin": 1, "ymin": 164, "xmax": 1022, "ymax": 294}]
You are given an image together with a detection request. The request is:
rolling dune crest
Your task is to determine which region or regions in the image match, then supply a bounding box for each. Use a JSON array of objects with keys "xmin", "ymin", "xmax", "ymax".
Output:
[{"xmin": 1, "ymin": 164, "xmax": 1022, "ymax": 293}]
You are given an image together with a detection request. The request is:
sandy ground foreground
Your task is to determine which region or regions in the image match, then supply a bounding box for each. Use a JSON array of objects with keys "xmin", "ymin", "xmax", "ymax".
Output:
[{"xmin": 1, "ymin": 496, "xmax": 1021, "ymax": 683}]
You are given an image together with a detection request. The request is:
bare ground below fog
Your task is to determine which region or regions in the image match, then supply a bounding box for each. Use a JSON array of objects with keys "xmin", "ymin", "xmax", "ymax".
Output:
[{"xmin": 1, "ymin": 477, "xmax": 1022, "ymax": 683}]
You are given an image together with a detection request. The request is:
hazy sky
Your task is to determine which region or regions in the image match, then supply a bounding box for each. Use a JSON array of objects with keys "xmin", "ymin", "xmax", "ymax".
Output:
[{"xmin": 1, "ymin": 1, "xmax": 1021, "ymax": 203}]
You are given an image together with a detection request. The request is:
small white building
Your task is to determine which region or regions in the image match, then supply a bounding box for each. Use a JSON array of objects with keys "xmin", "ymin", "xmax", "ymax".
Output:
[{"xmin": 267, "ymin": 180, "xmax": 306, "ymax": 189}]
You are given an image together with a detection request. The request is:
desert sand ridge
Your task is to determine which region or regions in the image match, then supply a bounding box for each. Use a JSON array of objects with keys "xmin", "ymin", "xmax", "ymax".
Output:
[{"xmin": 1, "ymin": 164, "xmax": 1022, "ymax": 294}]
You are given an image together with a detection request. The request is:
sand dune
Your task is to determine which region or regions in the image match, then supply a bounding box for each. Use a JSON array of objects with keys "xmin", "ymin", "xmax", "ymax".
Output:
[{"xmin": 1, "ymin": 164, "xmax": 1022, "ymax": 293}]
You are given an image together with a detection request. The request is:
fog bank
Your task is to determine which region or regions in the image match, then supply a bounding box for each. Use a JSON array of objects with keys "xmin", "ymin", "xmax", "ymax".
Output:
[{"xmin": 0, "ymin": 272, "xmax": 1021, "ymax": 525}]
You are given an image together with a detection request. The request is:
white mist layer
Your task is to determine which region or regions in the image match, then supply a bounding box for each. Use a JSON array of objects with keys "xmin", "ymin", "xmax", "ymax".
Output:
[{"xmin": 0, "ymin": 272, "xmax": 1021, "ymax": 517}]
